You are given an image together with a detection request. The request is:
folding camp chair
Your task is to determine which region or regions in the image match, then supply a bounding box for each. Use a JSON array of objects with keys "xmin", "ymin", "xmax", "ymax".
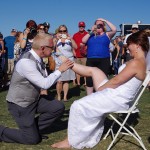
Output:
[{"xmin": 103, "ymin": 71, "xmax": 150, "ymax": 150}]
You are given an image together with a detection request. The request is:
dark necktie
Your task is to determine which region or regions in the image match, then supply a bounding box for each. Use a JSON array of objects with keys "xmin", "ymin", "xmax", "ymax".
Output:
[{"xmin": 37, "ymin": 59, "xmax": 47, "ymax": 77}]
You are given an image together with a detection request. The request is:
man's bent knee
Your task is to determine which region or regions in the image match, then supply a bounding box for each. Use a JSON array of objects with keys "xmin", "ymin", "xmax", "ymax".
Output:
[
  {"xmin": 23, "ymin": 135, "xmax": 41, "ymax": 145},
  {"xmin": 54, "ymin": 100, "xmax": 65, "ymax": 114}
]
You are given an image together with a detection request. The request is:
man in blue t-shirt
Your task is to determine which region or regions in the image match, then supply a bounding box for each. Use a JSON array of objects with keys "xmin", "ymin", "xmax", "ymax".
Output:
[{"xmin": 4, "ymin": 29, "xmax": 17, "ymax": 78}]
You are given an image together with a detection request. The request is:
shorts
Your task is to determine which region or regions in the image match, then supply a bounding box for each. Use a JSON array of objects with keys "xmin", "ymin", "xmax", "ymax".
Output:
[{"xmin": 75, "ymin": 58, "xmax": 87, "ymax": 66}]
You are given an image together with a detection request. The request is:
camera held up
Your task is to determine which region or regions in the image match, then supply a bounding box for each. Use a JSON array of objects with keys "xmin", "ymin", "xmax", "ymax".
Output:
[
  {"xmin": 97, "ymin": 24, "xmax": 104, "ymax": 29},
  {"xmin": 29, "ymin": 27, "xmax": 37, "ymax": 34}
]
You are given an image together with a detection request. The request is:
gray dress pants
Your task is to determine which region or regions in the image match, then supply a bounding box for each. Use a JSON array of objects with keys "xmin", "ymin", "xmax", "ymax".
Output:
[{"xmin": 0, "ymin": 97, "xmax": 65, "ymax": 144}]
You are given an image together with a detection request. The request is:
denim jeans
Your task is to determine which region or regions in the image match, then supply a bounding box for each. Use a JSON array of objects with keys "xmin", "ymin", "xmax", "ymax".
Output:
[{"xmin": 113, "ymin": 60, "xmax": 119, "ymax": 75}]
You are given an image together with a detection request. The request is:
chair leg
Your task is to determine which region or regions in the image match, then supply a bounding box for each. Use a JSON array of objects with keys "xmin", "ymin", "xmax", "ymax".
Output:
[
  {"xmin": 129, "ymin": 126, "xmax": 147, "ymax": 150},
  {"xmin": 103, "ymin": 121, "xmax": 115, "ymax": 140},
  {"xmin": 106, "ymin": 114, "xmax": 147, "ymax": 150}
]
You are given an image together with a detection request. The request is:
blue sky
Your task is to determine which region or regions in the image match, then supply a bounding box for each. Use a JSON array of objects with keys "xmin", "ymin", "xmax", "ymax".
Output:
[{"xmin": 0, "ymin": 0, "xmax": 150, "ymax": 37}]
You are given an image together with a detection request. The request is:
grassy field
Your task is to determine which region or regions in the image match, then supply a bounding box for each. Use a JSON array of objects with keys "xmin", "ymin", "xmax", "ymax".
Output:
[{"xmin": 0, "ymin": 82, "xmax": 150, "ymax": 150}]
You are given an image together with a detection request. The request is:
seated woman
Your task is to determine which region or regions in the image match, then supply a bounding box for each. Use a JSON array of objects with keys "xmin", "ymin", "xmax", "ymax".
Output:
[{"xmin": 51, "ymin": 30, "xmax": 149, "ymax": 149}]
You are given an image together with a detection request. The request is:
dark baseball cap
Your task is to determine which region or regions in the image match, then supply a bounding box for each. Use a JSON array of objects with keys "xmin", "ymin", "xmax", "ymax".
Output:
[
  {"xmin": 11, "ymin": 28, "xmax": 17, "ymax": 32},
  {"xmin": 43, "ymin": 22, "xmax": 50, "ymax": 28},
  {"xmin": 0, "ymin": 32, "xmax": 3, "ymax": 38}
]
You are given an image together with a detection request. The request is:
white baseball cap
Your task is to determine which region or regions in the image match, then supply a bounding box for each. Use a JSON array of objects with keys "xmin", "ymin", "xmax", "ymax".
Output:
[{"xmin": 132, "ymin": 24, "xmax": 139, "ymax": 29}]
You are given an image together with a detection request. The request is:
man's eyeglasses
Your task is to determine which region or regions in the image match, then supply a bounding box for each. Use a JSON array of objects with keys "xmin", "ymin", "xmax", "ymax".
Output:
[
  {"xmin": 42, "ymin": 46, "xmax": 54, "ymax": 50},
  {"xmin": 45, "ymin": 46, "xmax": 54, "ymax": 49},
  {"xmin": 59, "ymin": 30, "xmax": 67, "ymax": 33}
]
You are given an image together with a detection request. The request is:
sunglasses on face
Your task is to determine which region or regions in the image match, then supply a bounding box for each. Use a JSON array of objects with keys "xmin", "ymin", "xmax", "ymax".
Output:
[
  {"xmin": 132, "ymin": 28, "xmax": 138, "ymax": 30},
  {"xmin": 39, "ymin": 27, "xmax": 44, "ymax": 30},
  {"xmin": 79, "ymin": 26, "xmax": 85, "ymax": 28},
  {"xmin": 45, "ymin": 26, "xmax": 49, "ymax": 29},
  {"xmin": 59, "ymin": 30, "xmax": 67, "ymax": 33}
]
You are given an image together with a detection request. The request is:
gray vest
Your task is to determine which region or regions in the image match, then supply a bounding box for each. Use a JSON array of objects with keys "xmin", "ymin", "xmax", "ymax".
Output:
[{"xmin": 6, "ymin": 52, "xmax": 44, "ymax": 107}]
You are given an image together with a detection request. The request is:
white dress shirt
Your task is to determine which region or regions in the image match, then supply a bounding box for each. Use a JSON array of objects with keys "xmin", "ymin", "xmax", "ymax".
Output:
[{"xmin": 16, "ymin": 49, "xmax": 61, "ymax": 89}]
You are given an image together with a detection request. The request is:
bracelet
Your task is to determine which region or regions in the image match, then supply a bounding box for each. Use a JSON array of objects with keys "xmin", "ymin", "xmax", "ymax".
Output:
[{"xmin": 22, "ymin": 38, "xmax": 27, "ymax": 40}]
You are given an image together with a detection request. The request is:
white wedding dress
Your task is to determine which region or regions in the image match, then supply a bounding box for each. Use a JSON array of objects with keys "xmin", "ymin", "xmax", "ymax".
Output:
[{"xmin": 68, "ymin": 64, "xmax": 142, "ymax": 149}]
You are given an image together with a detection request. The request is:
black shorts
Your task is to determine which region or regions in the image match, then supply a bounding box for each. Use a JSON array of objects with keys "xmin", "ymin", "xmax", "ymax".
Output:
[{"xmin": 86, "ymin": 57, "xmax": 110, "ymax": 87}]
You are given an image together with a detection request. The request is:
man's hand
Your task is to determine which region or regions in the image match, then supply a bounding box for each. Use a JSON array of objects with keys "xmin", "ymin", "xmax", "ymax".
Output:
[{"xmin": 58, "ymin": 59, "xmax": 74, "ymax": 73}]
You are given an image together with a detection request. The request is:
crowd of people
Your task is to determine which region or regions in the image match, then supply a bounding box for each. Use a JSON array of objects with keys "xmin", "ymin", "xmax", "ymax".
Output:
[{"xmin": 0, "ymin": 18, "xmax": 150, "ymax": 149}]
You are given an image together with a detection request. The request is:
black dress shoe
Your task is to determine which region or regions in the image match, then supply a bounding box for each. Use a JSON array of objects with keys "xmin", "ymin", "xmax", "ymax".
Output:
[{"xmin": 41, "ymin": 135, "xmax": 49, "ymax": 140}]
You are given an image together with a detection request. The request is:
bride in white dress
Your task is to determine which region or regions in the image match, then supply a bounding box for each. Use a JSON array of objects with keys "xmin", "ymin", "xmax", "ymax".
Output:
[{"xmin": 51, "ymin": 30, "xmax": 149, "ymax": 149}]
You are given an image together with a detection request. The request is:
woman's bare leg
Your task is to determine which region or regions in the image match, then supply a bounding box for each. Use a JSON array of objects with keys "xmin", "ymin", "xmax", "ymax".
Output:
[
  {"xmin": 84, "ymin": 77, "xmax": 86, "ymax": 86},
  {"xmin": 76, "ymin": 73, "xmax": 81, "ymax": 85},
  {"xmin": 56, "ymin": 81, "xmax": 62, "ymax": 101},
  {"xmin": 58, "ymin": 56, "xmax": 108, "ymax": 91},
  {"xmin": 86, "ymin": 86, "xmax": 93, "ymax": 95},
  {"xmin": 72, "ymin": 63, "xmax": 107, "ymax": 91},
  {"xmin": 73, "ymin": 79, "xmax": 76, "ymax": 86},
  {"xmin": 63, "ymin": 81, "xmax": 69, "ymax": 101},
  {"xmin": 51, "ymin": 137, "xmax": 70, "ymax": 149}
]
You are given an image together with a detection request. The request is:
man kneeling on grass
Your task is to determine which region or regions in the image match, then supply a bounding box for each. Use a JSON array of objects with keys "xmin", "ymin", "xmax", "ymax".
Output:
[{"xmin": 0, "ymin": 33, "xmax": 73, "ymax": 144}]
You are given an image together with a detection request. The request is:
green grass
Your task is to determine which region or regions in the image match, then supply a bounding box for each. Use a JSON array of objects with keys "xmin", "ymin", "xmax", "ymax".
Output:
[{"xmin": 0, "ymin": 83, "xmax": 150, "ymax": 150}]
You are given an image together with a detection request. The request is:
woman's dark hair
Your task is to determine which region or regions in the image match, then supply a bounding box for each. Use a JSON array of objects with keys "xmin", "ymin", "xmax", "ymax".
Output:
[
  {"xmin": 0, "ymin": 32, "xmax": 3, "ymax": 39},
  {"xmin": 26, "ymin": 20, "xmax": 37, "ymax": 29},
  {"xmin": 26, "ymin": 20, "xmax": 37, "ymax": 39},
  {"xmin": 127, "ymin": 30, "xmax": 149, "ymax": 52}
]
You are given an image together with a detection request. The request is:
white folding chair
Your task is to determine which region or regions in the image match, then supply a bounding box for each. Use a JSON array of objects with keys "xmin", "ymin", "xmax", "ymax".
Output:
[{"xmin": 103, "ymin": 71, "xmax": 150, "ymax": 150}]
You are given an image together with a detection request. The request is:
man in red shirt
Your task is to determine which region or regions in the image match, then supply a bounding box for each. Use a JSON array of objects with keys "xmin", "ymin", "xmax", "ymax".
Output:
[{"xmin": 73, "ymin": 22, "xmax": 88, "ymax": 86}]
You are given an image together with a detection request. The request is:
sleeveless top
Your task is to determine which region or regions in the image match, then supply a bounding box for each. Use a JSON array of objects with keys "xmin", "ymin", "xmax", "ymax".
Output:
[
  {"xmin": 21, "ymin": 39, "xmax": 33, "ymax": 55},
  {"xmin": 87, "ymin": 33, "xmax": 110, "ymax": 58},
  {"xmin": 98, "ymin": 64, "xmax": 143, "ymax": 103},
  {"xmin": 56, "ymin": 39, "xmax": 74, "ymax": 58},
  {"xmin": 113, "ymin": 64, "xmax": 142, "ymax": 100}
]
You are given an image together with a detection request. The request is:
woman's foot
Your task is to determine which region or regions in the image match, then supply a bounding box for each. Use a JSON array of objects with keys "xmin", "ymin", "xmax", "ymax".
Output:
[
  {"xmin": 73, "ymin": 80, "xmax": 77, "ymax": 86},
  {"xmin": 63, "ymin": 97, "xmax": 68, "ymax": 102},
  {"xmin": 51, "ymin": 138, "xmax": 71, "ymax": 149},
  {"xmin": 63, "ymin": 99, "xmax": 69, "ymax": 102},
  {"xmin": 73, "ymin": 83, "xmax": 77, "ymax": 87},
  {"xmin": 83, "ymin": 83, "xmax": 86, "ymax": 87},
  {"xmin": 57, "ymin": 95, "xmax": 61, "ymax": 101},
  {"xmin": 146, "ymin": 86, "xmax": 150, "ymax": 92},
  {"xmin": 77, "ymin": 82, "xmax": 80, "ymax": 86}
]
